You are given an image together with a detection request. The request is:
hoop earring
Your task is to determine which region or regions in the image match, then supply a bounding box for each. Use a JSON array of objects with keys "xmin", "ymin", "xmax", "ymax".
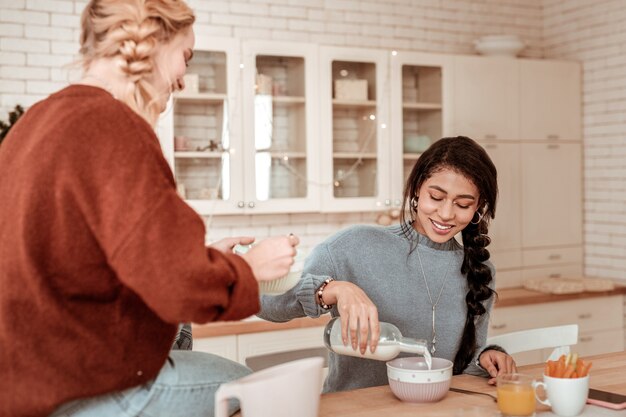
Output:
[
  {"xmin": 470, "ymin": 211, "xmax": 483, "ymax": 225},
  {"xmin": 410, "ymin": 196, "xmax": 418, "ymax": 211}
]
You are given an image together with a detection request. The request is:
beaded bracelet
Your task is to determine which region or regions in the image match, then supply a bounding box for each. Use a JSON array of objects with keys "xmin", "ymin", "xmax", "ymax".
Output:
[{"xmin": 316, "ymin": 277, "xmax": 335, "ymax": 310}]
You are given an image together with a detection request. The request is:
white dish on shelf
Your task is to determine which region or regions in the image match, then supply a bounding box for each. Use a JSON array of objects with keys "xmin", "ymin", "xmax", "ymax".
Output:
[{"xmin": 474, "ymin": 35, "xmax": 526, "ymax": 57}]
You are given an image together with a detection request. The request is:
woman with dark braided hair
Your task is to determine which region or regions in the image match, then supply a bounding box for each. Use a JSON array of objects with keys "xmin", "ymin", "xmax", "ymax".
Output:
[
  {"xmin": 0, "ymin": 1, "xmax": 299, "ymax": 416},
  {"xmin": 259, "ymin": 136, "xmax": 516, "ymax": 393}
]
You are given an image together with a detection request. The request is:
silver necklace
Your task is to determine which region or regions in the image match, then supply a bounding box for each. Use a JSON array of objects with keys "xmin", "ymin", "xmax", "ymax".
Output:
[{"xmin": 416, "ymin": 244, "xmax": 452, "ymax": 355}]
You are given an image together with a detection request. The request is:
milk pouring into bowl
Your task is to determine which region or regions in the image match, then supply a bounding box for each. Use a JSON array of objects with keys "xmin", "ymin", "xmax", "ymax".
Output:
[{"xmin": 323, "ymin": 317, "xmax": 432, "ymax": 369}]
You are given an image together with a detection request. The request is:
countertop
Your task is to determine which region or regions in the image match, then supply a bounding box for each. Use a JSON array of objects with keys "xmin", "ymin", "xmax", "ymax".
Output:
[{"xmin": 193, "ymin": 285, "xmax": 626, "ymax": 338}]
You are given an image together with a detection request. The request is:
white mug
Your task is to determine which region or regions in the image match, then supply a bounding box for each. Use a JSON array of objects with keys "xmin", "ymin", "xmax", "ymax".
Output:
[
  {"xmin": 533, "ymin": 374, "xmax": 589, "ymax": 417},
  {"xmin": 214, "ymin": 357, "xmax": 323, "ymax": 417}
]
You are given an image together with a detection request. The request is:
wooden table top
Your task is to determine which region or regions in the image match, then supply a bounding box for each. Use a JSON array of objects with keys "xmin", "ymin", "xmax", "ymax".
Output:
[{"xmin": 317, "ymin": 351, "xmax": 626, "ymax": 416}]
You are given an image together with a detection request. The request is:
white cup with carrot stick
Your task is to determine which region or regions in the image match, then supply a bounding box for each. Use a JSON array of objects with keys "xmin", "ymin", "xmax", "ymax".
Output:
[{"xmin": 533, "ymin": 353, "xmax": 591, "ymax": 417}]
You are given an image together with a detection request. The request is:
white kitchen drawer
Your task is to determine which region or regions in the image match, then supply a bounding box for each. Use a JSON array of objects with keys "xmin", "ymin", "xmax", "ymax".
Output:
[
  {"xmin": 522, "ymin": 246, "xmax": 583, "ymax": 268},
  {"xmin": 237, "ymin": 326, "xmax": 326, "ymax": 365},
  {"xmin": 489, "ymin": 295, "xmax": 623, "ymax": 336},
  {"xmin": 575, "ymin": 328, "xmax": 625, "ymax": 357},
  {"xmin": 193, "ymin": 335, "xmax": 238, "ymax": 362},
  {"xmin": 521, "ymin": 264, "xmax": 583, "ymax": 280}
]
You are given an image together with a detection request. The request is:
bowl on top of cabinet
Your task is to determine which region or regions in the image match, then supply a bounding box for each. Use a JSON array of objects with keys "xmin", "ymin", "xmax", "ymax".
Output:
[{"xmin": 474, "ymin": 35, "xmax": 526, "ymax": 57}]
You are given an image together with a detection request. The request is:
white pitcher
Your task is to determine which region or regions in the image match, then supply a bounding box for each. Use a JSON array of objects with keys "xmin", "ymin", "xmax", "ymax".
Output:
[{"xmin": 214, "ymin": 357, "xmax": 323, "ymax": 417}]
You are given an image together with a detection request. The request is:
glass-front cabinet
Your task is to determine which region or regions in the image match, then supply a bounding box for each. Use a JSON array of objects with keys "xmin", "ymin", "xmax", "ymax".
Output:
[
  {"xmin": 157, "ymin": 37, "xmax": 243, "ymax": 215},
  {"xmin": 241, "ymin": 41, "xmax": 320, "ymax": 213},
  {"xmin": 389, "ymin": 52, "xmax": 453, "ymax": 207},
  {"xmin": 157, "ymin": 38, "xmax": 319, "ymax": 214},
  {"xmin": 319, "ymin": 46, "xmax": 390, "ymax": 212}
]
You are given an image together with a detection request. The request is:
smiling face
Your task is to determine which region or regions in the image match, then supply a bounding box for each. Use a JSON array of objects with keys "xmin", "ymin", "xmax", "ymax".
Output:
[
  {"xmin": 413, "ymin": 168, "xmax": 480, "ymax": 243},
  {"xmin": 151, "ymin": 26, "xmax": 195, "ymax": 110}
]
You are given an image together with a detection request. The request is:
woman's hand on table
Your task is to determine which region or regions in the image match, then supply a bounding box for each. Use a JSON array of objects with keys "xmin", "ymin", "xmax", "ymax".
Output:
[
  {"xmin": 322, "ymin": 281, "xmax": 380, "ymax": 355},
  {"xmin": 479, "ymin": 349, "xmax": 517, "ymax": 385},
  {"xmin": 241, "ymin": 235, "xmax": 299, "ymax": 282}
]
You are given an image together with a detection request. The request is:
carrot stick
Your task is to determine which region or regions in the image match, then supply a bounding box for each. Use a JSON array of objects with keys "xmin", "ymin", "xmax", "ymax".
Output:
[
  {"xmin": 555, "ymin": 360, "xmax": 565, "ymax": 378},
  {"xmin": 571, "ymin": 371, "xmax": 578, "ymax": 378},
  {"xmin": 580, "ymin": 362, "xmax": 593, "ymax": 377},
  {"xmin": 563, "ymin": 364, "xmax": 575, "ymax": 378},
  {"xmin": 576, "ymin": 358, "xmax": 585, "ymax": 375}
]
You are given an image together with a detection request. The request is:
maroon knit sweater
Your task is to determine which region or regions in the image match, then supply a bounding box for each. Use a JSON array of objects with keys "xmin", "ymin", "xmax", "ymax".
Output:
[{"xmin": 0, "ymin": 85, "xmax": 260, "ymax": 417}]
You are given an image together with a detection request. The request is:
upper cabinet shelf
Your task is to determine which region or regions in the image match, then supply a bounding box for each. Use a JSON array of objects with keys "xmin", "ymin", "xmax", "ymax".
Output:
[
  {"xmin": 173, "ymin": 92, "xmax": 228, "ymax": 102},
  {"xmin": 402, "ymin": 102, "xmax": 442, "ymax": 110},
  {"xmin": 332, "ymin": 99, "xmax": 378, "ymax": 108}
]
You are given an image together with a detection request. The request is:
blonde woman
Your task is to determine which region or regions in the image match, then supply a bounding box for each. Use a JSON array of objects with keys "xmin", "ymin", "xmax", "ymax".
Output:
[{"xmin": 0, "ymin": 1, "xmax": 299, "ymax": 416}]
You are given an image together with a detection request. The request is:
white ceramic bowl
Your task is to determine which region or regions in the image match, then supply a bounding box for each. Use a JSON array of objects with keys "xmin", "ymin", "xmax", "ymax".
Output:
[
  {"xmin": 474, "ymin": 35, "xmax": 526, "ymax": 57},
  {"xmin": 387, "ymin": 357, "xmax": 453, "ymax": 403},
  {"xmin": 234, "ymin": 245, "xmax": 305, "ymax": 295},
  {"xmin": 259, "ymin": 250, "xmax": 304, "ymax": 294}
]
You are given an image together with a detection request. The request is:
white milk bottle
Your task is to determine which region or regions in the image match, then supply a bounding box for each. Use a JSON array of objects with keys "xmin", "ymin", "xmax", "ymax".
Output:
[{"xmin": 323, "ymin": 317, "xmax": 432, "ymax": 369}]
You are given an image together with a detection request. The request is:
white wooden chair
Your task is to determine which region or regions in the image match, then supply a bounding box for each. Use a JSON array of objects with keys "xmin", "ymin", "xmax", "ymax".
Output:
[{"xmin": 486, "ymin": 324, "xmax": 578, "ymax": 362}]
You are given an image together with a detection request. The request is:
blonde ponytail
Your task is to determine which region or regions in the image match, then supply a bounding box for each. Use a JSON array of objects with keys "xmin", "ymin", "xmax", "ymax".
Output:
[{"xmin": 79, "ymin": 0, "xmax": 195, "ymax": 125}]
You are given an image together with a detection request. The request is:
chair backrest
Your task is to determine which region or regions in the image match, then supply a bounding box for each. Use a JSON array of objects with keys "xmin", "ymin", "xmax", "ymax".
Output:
[
  {"xmin": 486, "ymin": 324, "xmax": 578, "ymax": 361},
  {"xmin": 245, "ymin": 347, "xmax": 329, "ymax": 391},
  {"xmin": 245, "ymin": 347, "xmax": 329, "ymax": 372}
]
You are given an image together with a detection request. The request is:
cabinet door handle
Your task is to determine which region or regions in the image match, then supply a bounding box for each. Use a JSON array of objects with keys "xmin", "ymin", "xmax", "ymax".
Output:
[
  {"xmin": 578, "ymin": 313, "xmax": 592, "ymax": 319},
  {"xmin": 549, "ymin": 273, "xmax": 561, "ymax": 278},
  {"xmin": 547, "ymin": 144, "xmax": 560, "ymax": 150},
  {"xmin": 484, "ymin": 134, "xmax": 497, "ymax": 140},
  {"xmin": 579, "ymin": 336, "xmax": 593, "ymax": 342},
  {"xmin": 548, "ymin": 254, "xmax": 562, "ymax": 260},
  {"xmin": 237, "ymin": 201, "xmax": 245, "ymax": 208},
  {"xmin": 484, "ymin": 143, "xmax": 497, "ymax": 149},
  {"xmin": 248, "ymin": 201, "xmax": 256, "ymax": 209},
  {"xmin": 547, "ymin": 134, "xmax": 559, "ymax": 140},
  {"xmin": 491, "ymin": 324, "xmax": 507, "ymax": 330}
]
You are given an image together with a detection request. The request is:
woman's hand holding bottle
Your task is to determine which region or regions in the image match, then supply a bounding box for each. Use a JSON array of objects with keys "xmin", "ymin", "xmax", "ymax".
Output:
[
  {"xmin": 321, "ymin": 281, "xmax": 380, "ymax": 355},
  {"xmin": 240, "ymin": 235, "xmax": 299, "ymax": 282}
]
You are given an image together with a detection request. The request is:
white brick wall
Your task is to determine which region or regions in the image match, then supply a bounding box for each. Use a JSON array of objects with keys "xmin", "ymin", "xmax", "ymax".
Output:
[
  {"xmin": 0, "ymin": 1, "xmax": 624, "ymax": 276},
  {"xmin": 543, "ymin": 0, "xmax": 626, "ymax": 283}
]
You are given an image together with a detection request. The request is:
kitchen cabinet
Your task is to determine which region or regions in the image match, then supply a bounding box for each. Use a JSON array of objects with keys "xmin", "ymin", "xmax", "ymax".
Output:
[
  {"xmin": 157, "ymin": 37, "xmax": 583, "ymax": 229},
  {"xmin": 487, "ymin": 142, "xmax": 583, "ymax": 289},
  {"xmin": 156, "ymin": 37, "xmax": 241, "ymax": 215},
  {"xmin": 520, "ymin": 60, "xmax": 581, "ymax": 141},
  {"xmin": 193, "ymin": 335, "xmax": 238, "ymax": 362},
  {"xmin": 240, "ymin": 41, "xmax": 321, "ymax": 213},
  {"xmin": 452, "ymin": 55, "xmax": 519, "ymax": 141},
  {"xmin": 193, "ymin": 325, "xmax": 325, "ymax": 366},
  {"xmin": 521, "ymin": 142, "xmax": 583, "ymax": 248},
  {"xmin": 157, "ymin": 39, "xmax": 320, "ymax": 215},
  {"xmin": 481, "ymin": 142, "xmax": 523, "ymax": 285},
  {"xmin": 489, "ymin": 296, "xmax": 625, "ymax": 366},
  {"xmin": 389, "ymin": 51, "xmax": 453, "ymax": 208},
  {"xmin": 319, "ymin": 46, "xmax": 391, "ymax": 212}
]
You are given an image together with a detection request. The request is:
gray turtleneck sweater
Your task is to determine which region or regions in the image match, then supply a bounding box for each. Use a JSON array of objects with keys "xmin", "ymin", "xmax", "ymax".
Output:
[{"xmin": 258, "ymin": 223, "xmax": 494, "ymax": 393}]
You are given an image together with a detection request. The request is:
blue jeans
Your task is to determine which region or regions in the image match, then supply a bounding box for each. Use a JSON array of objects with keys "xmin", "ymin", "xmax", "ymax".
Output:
[{"xmin": 50, "ymin": 351, "xmax": 251, "ymax": 417}]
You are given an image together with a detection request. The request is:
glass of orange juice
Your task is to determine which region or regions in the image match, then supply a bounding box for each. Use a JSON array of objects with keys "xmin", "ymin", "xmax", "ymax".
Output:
[{"xmin": 497, "ymin": 374, "xmax": 537, "ymax": 417}]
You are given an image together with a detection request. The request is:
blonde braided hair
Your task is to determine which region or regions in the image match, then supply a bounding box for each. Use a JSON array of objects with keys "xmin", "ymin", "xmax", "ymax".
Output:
[{"xmin": 79, "ymin": 0, "xmax": 195, "ymax": 125}]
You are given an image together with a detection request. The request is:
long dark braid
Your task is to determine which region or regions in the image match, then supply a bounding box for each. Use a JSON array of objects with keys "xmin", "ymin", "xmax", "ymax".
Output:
[{"xmin": 400, "ymin": 136, "xmax": 498, "ymax": 374}]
